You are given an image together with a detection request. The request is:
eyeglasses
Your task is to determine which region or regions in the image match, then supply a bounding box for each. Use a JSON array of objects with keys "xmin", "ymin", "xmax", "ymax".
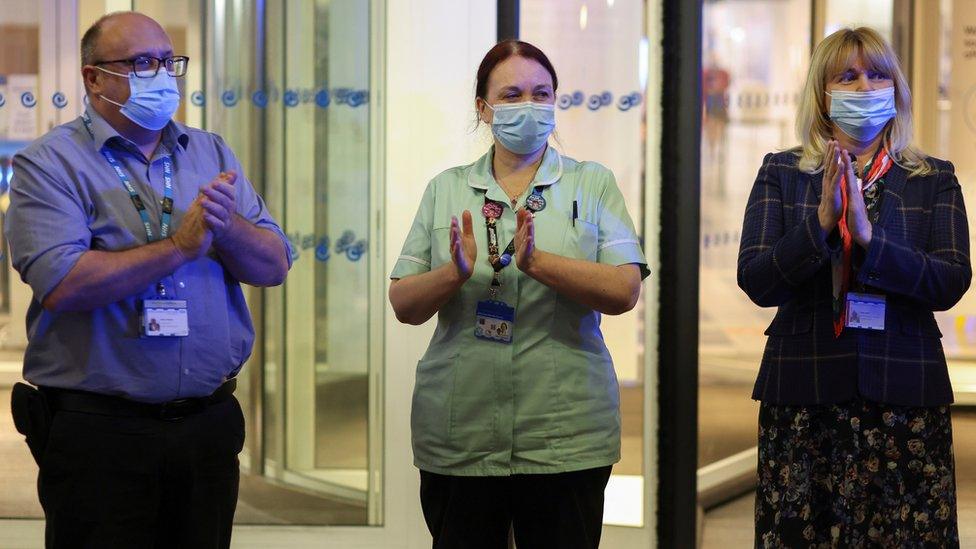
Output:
[{"xmin": 94, "ymin": 55, "xmax": 190, "ymax": 78}]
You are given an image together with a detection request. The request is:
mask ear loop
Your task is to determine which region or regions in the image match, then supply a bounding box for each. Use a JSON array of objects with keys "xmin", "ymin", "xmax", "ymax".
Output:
[
  {"xmin": 99, "ymin": 95, "xmax": 126, "ymax": 109},
  {"xmin": 92, "ymin": 66, "xmax": 132, "ymax": 109},
  {"xmin": 94, "ymin": 65, "xmax": 132, "ymax": 79},
  {"xmin": 478, "ymin": 97, "xmax": 494, "ymax": 125}
]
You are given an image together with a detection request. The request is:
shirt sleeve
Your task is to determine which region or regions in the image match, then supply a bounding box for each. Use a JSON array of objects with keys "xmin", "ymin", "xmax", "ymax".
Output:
[
  {"xmin": 5, "ymin": 150, "xmax": 92, "ymax": 303},
  {"xmin": 390, "ymin": 181, "xmax": 436, "ymax": 279},
  {"xmin": 596, "ymin": 169, "xmax": 650, "ymax": 280},
  {"xmin": 213, "ymin": 134, "xmax": 295, "ymax": 267}
]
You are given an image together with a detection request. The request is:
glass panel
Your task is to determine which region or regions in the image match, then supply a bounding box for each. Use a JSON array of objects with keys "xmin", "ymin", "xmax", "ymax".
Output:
[
  {"xmin": 698, "ymin": 0, "xmax": 810, "ymax": 468},
  {"xmin": 925, "ymin": 0, "xmax": 976, "ymax": 402},
  {"xmin": 264, "ymin": 0, "xmax": 375, "ymax": 525},
  {"xmin": 921, "ymin": 1, "xmax": 976, "ymax": 540},
  {"xmin": 136, "ymin": 0, "xmax": 378, "ymax": 525},
  {"xmin": 0, "ymin": 0, "xmax": 42, "ymax": 520},
  {"xmin": 520, "ymin": 0, "xmax": 650, "ymax": 528}
]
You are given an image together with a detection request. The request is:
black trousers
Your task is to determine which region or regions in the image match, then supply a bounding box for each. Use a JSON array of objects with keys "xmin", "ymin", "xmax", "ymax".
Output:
[
  {"xmin": 419, "ymin": 466, "xmax": 613, "ymax": 549},
  {"xmin": 37, "ymin": 396, "xmax": 245, "ymax": 549}
]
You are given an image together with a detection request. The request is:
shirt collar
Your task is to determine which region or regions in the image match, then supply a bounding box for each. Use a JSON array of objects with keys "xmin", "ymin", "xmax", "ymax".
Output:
[
  {"xmin": 467, "ymin": 145, "xmax": 564, "ymax": 200},
  {"xmin": 164, "ymin": 119, "xmax": 191, "ymax": 151},
  {"xmin": 83, "ymin": 105, "xmax": 190, "ymax": 154}
]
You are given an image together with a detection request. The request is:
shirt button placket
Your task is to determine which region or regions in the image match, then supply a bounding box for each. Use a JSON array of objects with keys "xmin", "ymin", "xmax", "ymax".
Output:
[{"xmin": 505, "ymin": 257, "xmax": 520, "ymax": 469}]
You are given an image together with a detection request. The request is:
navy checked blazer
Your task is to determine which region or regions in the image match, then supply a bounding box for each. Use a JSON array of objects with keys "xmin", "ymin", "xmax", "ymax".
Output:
[{"xmin": 737, "ymin": 150, "xmax": 971, "ymax": 406}]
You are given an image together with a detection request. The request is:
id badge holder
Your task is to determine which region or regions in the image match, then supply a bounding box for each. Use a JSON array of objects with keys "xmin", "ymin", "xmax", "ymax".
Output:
[
  {"xmin": 475, "ymin": 300, "xmax": 515, "ymax": 344},
  {"xmin": 141, "ymin": 299, "xmax": 190, "ymax": 337},
  {"xmin": 845, "ymin": 292, "xmax": 886, "ymax": 331}
]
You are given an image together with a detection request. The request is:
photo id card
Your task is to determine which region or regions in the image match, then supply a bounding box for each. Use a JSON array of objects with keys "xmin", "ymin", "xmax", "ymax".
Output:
[
  {"xmin": 845, "ymin": 292, "xmax": 886, "ymax": 331},
  {"xmin": 475, "ymin": 300, "xmax": 515, "ymax": 344},
  {"xmin": 141, "ymin": 299, "xmax": 189, "ymax": 337}
]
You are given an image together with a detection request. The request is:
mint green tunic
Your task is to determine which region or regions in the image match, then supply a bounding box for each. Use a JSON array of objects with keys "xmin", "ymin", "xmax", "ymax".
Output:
[{"xmin": 391, "ymin": 146, "xmax": 649, "ymax": 476}]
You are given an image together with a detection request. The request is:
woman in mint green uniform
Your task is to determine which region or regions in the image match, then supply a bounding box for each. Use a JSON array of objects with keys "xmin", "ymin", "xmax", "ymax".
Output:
[{"xmin": 389, "ymin": 40, "xmax": 649, "ymax": 549}]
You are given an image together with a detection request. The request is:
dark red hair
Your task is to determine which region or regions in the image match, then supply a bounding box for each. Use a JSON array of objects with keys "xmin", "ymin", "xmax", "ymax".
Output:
[{"xmin": 476, "ymin": 40, "xmax": 559, "ymax": 99}]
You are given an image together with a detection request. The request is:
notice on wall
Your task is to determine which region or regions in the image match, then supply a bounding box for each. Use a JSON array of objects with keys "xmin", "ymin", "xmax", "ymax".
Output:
[{"xmin": 5, "ymin": 74, "xmax": 38, "ymax": 142}]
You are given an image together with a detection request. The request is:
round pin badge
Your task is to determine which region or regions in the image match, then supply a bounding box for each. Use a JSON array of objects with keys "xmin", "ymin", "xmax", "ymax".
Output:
[
  {"xmin": 482, "ymin": 202, "xmax": 503, "ymax": 219},
  {"xmin": 525, "ymin": 193, "xmax": 547, "ymax": 213}
]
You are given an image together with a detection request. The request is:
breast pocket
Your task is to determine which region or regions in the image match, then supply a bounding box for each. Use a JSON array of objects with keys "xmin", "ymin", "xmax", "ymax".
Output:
[{"xmin": 560, "ymin": 218, "xmax": 599, "ymax": 261}]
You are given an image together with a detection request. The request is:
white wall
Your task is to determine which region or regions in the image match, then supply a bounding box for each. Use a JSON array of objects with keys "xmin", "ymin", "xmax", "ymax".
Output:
[
  {"xmin": 520, "ymin": 0, "xmax": 647, "ymax": 383},
  {"xmin": 383, "ymin": 0, "xmax": 497, "ymax": 545},
  {"xmin": 0, "ymin": 0, "xmax": 38, "ymax": 24},
  {"xmin": 823, "ymin": 0, "xmax": 894, "ymax": 40},
  {"xmin": 384, "ymin": 0, "xmax": 499, "ymax": 358}
]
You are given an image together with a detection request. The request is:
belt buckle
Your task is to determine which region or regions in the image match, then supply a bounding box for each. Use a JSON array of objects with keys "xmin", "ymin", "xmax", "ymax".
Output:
[{"xmin": 158, "ymin": 398, "xmax": 202, "ymax": 421}]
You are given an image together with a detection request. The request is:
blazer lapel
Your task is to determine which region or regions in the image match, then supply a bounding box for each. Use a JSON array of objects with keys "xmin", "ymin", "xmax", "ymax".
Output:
[{"xmin": 810, "ymin": 169, "xmax": 823, "ymax": 206}]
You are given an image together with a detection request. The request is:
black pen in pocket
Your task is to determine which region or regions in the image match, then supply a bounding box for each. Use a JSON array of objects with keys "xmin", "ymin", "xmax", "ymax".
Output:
[{"xmin": 572, "ymin": 200, "xmax": 578, "ymax": 227}]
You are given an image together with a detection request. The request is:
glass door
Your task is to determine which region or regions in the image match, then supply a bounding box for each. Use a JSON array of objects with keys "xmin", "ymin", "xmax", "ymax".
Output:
[
  {"xmin": 911, "ymin": 0, "xmax": 976, "ymax": 403},
  {"xmin": 697, "ymin": 0, "xmax": 812, "ymax": 524},
  {"xmin": 174, "ymin": 0, "xmax": 401, "ymax": 543},
  {"xmin": 0, "ymin": 0, "xmax": 78, "ymax": 521},
  {"xmin": 264, "ymin": 0, "xmax": 380, "ymax": 524},
  {"xmin": 134, "ymin": 0, "xmax": 384, "ymax": 528}
]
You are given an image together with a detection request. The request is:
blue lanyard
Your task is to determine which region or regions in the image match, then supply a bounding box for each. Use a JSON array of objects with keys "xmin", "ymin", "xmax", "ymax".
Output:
[{"xmin": 82, "ymin": 112, "xmax": 174, "ymax": 242}]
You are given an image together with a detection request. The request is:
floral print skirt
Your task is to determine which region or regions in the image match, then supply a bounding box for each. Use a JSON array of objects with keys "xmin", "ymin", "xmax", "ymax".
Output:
[{"xmin": 755, "ymin": 399, "xmax": 959, "ymax": 548}]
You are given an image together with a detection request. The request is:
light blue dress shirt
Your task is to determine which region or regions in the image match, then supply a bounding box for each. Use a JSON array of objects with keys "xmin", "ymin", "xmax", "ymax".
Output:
[
  {"xmin": 6, "ymin": 106, "xmax": 291, "ymax": 403},
  {"xmin": 392, "ymin": 146, "xmax": 649, "ymax": 475}
]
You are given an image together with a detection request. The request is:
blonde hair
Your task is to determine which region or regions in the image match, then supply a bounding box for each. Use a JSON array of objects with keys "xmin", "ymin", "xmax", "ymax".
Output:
[{"xmin": 794, "ymin": 27, "xmax": 932, "ymax": 176}]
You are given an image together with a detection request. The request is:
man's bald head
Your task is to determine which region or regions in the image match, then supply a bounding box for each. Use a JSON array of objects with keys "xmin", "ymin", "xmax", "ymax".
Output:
[{"xmin": 80, "ymin": 12, "xmax": 171, "ymax": 67}]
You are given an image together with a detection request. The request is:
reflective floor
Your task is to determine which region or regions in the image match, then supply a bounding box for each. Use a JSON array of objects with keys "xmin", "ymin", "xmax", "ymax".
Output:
[
  {"xmin": 0, "ymin": 368, "xmax": 643, "ymax": 526},
  {"xmin": 0, "ymin": 362, "xmax": 365, "ymax": 526}
]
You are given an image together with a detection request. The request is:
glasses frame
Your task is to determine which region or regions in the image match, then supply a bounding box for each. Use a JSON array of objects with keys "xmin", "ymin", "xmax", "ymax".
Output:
[{"xmin": 93, "ymin": 55, "xmax": 190, "ymax": 78}]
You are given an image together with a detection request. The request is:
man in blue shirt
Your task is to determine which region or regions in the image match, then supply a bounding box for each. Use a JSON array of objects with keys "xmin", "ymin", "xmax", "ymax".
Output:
[{"xmin": 6, "ymin": 11, "xmax": 290, "ymax": 548}]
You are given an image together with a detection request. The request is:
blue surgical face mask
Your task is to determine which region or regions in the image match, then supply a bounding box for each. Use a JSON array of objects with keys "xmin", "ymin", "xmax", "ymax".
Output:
[
  {"xmin": 485, "ymin": 101, "xmax": 556, "ymax": 155},
  {"xmin": 96, "ymin": 66, "xmax": 181, "ymax": 131},
  {"xmin": 827, "ymin": 87, "xmax": 896, "ymax": 142}
]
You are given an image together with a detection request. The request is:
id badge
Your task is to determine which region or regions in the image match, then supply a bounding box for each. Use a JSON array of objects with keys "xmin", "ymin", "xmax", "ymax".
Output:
[
  {"xmin": 475, "ymin": 300, "xmax": 515, "ymax": 344},
  {"xmin": 846, "ymin": 292, "xmax": 886, "ymax": 331},
  {"xmin": 141, "ymin": 299, "xmax": 189, "ymax": 337}
]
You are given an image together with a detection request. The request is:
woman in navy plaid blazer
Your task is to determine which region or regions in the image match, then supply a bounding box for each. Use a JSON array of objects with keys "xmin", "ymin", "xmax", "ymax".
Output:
[{"xmin": 738, "ymin": 27, "xmax": 969, "ymax": 548}]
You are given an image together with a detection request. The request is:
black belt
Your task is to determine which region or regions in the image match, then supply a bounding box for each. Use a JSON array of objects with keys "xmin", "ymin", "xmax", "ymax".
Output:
[{"xmin": 40, "ymin": 378, "xmax": 237, "ymax": 421}]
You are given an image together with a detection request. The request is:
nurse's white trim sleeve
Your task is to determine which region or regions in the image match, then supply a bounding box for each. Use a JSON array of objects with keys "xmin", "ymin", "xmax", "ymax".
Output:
[
  {"xmin": 594, "ymin": 169, "xmax": 650, "ymax": 280},
  {"xmin": 390, "ymin": 181, "xmax": 435, "ymax": 279}
]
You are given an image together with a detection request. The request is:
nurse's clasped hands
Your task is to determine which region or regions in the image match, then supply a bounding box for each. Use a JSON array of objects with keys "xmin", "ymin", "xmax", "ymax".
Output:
[
  {"xmin": 450, "ymin": 210, "xmax": 477, "ymax": 280},
  {"xmin": 514, "ymin": 207, "xmax": 537, "ymax": 272}
]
